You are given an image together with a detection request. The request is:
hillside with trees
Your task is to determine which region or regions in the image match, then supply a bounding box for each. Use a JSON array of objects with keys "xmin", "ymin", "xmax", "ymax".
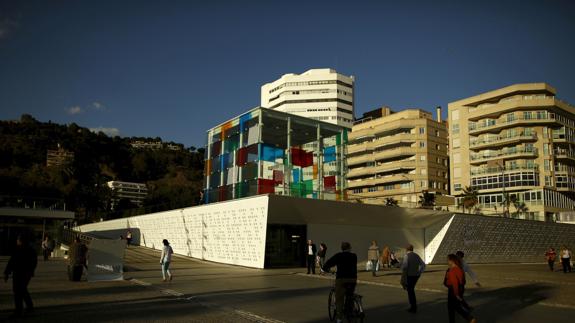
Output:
[{"xmin": 0, "ymin": 114, "xmax": 205, "ymax": 223}]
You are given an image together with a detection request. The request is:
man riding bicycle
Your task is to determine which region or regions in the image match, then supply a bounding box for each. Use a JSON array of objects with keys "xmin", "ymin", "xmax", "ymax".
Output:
[{"xmin": 322, "ymin": 242, "xmax": 358, "ymax": 323}]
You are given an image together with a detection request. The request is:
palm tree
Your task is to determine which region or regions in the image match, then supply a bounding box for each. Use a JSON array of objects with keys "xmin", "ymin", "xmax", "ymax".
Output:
[
  {"xmin": 513, "ymin": 199, "xmax": 529, "ymax": 218},
  {"xmin": 385, "ymin": 197, "xmax": 399, "ymax": 207},
  {"xmin": 418, "ymin": 191, "xmax": 435, "ymax": 209},
  {"xmin": 460, "ymin": 186, "xmax": 478, "ymax": 214},
  {"xmin": 500, "ymin": 192, "xmax": 513, "ymax": 217}
]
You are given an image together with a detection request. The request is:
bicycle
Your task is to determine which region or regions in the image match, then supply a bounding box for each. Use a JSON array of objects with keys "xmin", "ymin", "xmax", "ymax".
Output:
[{"xmin": 326, "ymin": 273, "xmax": 365, "ymax": 322}]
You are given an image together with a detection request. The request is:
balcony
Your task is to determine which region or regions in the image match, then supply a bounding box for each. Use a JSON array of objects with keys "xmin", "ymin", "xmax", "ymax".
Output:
[
  {"xmin": 470, "ymin": 133, "xmax": 537, "ymax": 150},
  {"xmin": 347, "ymin": 160, "xmax": 416, "ymax": 179},
  {"xmin": 347, "ymin": 133, "xmax": 416, "ymax": 155},
  {"xmin": 470, "ymin": 164, "xmax": 539, "ymax": 176},
  {"xmin": 554, "ymin": 149, "xmax": 575, "ymax": 161},
  {"xmin": 347, "ymin": 173, "xmax": 413, "ymax": 189},
  {"xmin": 470, "ymin": 147, "xmax": 538, "ymax": 164},
  {"xmin": 468, "ymin": 114, "xmax": 557, "ymax": 135},
  {"xmin": 374, "ymin": 147, "xmax": 416, "ymax": 162}
]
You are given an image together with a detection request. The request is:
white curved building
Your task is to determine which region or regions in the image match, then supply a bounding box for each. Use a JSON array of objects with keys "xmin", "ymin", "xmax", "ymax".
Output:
[{"xmin": 261, "ymin": 68, "xmax": 355, "ymax": 128}]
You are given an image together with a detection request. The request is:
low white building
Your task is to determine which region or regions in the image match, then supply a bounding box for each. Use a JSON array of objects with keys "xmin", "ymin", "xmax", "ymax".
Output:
[
  {"xmin": 261, "ymin": 68, "xmax": 355, "ymax": 128},
  {"xmin": 78, "ymin": 195, "xmax": 575, "ymax": 269}
]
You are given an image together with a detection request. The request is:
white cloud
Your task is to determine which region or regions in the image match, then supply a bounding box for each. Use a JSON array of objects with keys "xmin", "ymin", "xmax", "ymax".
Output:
[
  {"xmin": 89, "ymin": 127, "xmax": 120, "ymax": 137},
  {"xmin": 67, "ymin": 106, "xmax": 83, "ymax": 115},
  {"xmin": 92, "ymin": 101, "xmax": 106, "ymax": 110}
]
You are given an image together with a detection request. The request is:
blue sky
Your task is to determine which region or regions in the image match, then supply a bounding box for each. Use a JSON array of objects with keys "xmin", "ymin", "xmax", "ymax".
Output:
[{"xmin": 1, "ymin": 0, "xmax": 574, "ymax": 147}]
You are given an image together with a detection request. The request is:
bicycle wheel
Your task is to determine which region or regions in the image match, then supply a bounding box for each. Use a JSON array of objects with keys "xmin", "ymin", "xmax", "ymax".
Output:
[
  {"xmin": 348, "ymin": 296, "xmax": 364, "ymax": 323},
  {"xmin": 328, "ymin": 289, "xmax": 337, "ymax": 321}
]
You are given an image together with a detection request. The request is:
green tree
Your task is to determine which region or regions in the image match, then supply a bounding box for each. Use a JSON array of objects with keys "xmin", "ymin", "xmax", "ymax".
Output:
[
  {"xmin": 385, "ymin": 197, "xmax": 399, "ymax": 207},
  {"xmin": 460, "ymin": 186, "xmax": 479, "ymax": 214},
  {"xmin": 418, "ymin": 191, "xmax": 435, "ymax": 208}
]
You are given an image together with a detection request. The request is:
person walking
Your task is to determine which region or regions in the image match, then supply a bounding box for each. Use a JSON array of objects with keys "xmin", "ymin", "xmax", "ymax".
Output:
[
  {"xmin": 317, "ymin": 243, "xmax": 328, "ymax": 273},
  {"xmin": 160, "ymin": 239, "xmax": 174, "ymax": 282},
  {"xmin": 126, "ymin": 230, "xmax": 132, "ymax": 246},
  {"xmin": 367, "ymin": 241, "xmax": 380, "ymax": 277},
  {"xmin": 456, "ymin": 251, "xmax": 481, "ymax": 287},
  {"xmin": 381, "ymin": 246, "xmax": 391, "ymax": 269},
  {"xmin": 321, "ymin": 242, "xmax": 357, "ymax": 323},
  {"xmin": 42, "ymin": 235, "xmax": 51, "ymax": 261},
  {"xmin": 68, "ymin": 237, "xmax": 88, "ymax": 281},
  {"xmin": 306, "ymin": 240, "xmax": 317, "ymax": 274},
  {"xmin": 560, "ymin": 245, "xmax": 572, "ymax": 273},
  {"xmin": 444, "ymin": 254, "xmax": 477, "ymax": 323},
  {"xmin": 401, "ymin": 244, "xmax": 426, "ymax": 313},
  {"xmin": 3, "ymin": 235, "xmax": 38, "ymax": 318},
  {"xmin": 545, "ymin": 247, "xmax": 557, "ymax": 272}
]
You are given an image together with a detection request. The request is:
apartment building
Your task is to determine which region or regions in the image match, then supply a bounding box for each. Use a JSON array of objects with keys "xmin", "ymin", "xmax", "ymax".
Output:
[
  {"xmin": 46, "ymin": 144, "xmax": 74, "ymax": 167},
  {"xmin": 449, "ymin": 83, "xmax": 575, "ymax": 222},
  {"xmin": 261, "ymin": 68, "xmax": 355, "ymax": 128},
  {"xmin": 107, "ymin": 181, "xmax": 148, "ymax": 210},
  {"xmin": 347, "ymin": 107, "xmax": 449, "ymax": 206}
]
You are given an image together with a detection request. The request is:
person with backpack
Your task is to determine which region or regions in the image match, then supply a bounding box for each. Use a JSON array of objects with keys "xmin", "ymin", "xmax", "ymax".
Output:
[
  {"xmin": 160, "ymin": 239, "xmax": 174, "ymax": 282},
  {"xmin": 444, "ymin": 254, "xmax": 476, "ymax": 323}
]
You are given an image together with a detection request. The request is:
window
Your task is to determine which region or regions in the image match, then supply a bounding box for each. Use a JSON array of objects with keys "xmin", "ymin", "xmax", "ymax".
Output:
[
  {"xmin": 384, "ymin": 184, "xmax": 394, "ymax": 190},
  {"xmin": 452, "ymin": 138, "xmax": 461, "ymax": 148},
  {"xmin": 420, "ymin": 155, "xmax": 426, "ymax": 161},
  {"xmin": 419, "ymin": 142, "xmax": 425, "ymax": 148},
  {"xmin": 435, "ymin": 130, "xmax": 440, "ymax": 137},
  {"xmin": 454, "ymin": 167, "xmax": 462, "ymax": 178},
  {"xmin": 452, "ymin": 124, "xmax": 460, "ymax": 134},
  {"xmin": 544, "ymin": 160, "xmax": 550, "ymax": 171},
  {"xmin": 506, "ymin": 113, "xmax": 515, "ymax": 122},
  {"xmin": 451, "ymin": 110, "xmax": 459, "ymax": 121},
  {"xmin": 420, "ymin": 181, "xmax": 427, "ymax": 188},
  {"xmin": 436, "ymin": 144, "xmax": 440, "ymax": 150},
  {"xmin": 368, "ymin": 187, "xmax": 377, "ymax": 192},
  {"xmin": 419, "ymin": 127, "xmax": 425, "ymax": 134},
  {"xmin": 352, "ymin": 188, "xmax": 363, "ymax": 194},
  {"xmin": 453, "ymin": 153, "xmax": 461, "ymax": 163},
  {"xmin": 454, "ymin": 183, "xmax": 462, "ymax": 191}
]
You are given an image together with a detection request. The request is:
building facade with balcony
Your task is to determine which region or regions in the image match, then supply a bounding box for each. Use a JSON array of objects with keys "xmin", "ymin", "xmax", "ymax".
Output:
[
  {"xmin": 347, "ymin": 107, "xmax": 449, "ymax": 206},
  {"xmin": 106, "ymin": 181, "xmax": 148, "ymax": 210},
  {"xmin": 261, "ymin": 69, "xmax": 355, "ymax": 128},
  {"xmin": 204, "ymin": 107, "xmax": 347, "ymax": 204},
  {"xmin": 449, "ymin": 83, "xmax": 575, "ymax": 222}
]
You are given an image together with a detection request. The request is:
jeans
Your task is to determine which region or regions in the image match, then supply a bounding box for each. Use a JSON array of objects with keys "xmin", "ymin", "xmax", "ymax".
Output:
[
  {"xmin": 335, "ymin": 279, "xmax": 356, "ymax": 320},
  {"xmin": 561, "ymin": 258, "xmax": 572, "ymax": 273},
  {"xmin": 306, "ymin": 255, "xmax": 315, "ymax": 274},
  {"xmin": 447, "ymin": 288, "xmax": 473, "ymax": 323},
  {"xmin": 162, "ymin": 261, "xmax": 171, "ymax": 280},
  {"xmin": 370, "ymin": 259, "xmax": 378, "ymax": 275},
  {"xmin": 406, "ymin": 275, "xmax": 420, "ymax": 310},
  {"xmin": 13, "ymin": 274, "xmax": 33, "ymax": 315},
  {"xmin": 318, "ymin": 257, "xmax": 325, "ymax": 270}
]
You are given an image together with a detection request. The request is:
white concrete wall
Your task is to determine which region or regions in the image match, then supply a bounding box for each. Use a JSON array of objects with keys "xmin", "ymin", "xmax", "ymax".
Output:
[{"xmin": 77, "ymin": 196, "xmax": 269, "ymax": 268}]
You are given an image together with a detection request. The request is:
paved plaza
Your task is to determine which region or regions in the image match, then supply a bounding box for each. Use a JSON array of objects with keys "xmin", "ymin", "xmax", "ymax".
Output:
[{"xmin": 2, "ymin": 247, "xmax": 575, "ymax": 322}]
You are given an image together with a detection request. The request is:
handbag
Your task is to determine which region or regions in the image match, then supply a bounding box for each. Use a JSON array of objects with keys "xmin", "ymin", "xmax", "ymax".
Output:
[{"xmin": 366, "ymin": 260, "xmax": 373, "ymax": 272}]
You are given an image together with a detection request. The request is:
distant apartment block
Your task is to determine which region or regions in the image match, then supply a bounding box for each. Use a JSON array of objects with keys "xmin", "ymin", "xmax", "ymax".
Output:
[
  {"xmin": 347, "ymin": 107, "xmax": 449, "ymax": 206},
  {"xmin": 449, "ymin": 83, "xmax": 575, "ymax": 222},
  {"xmin": 46, "ymin": 144, "xmax": 74, "ymax": 167},
  {"xmin": 261, "ymin": 68, "xmax": 355, "ymax": 128},
  {"xmin": 107, "ymin": 181, "xmax": 148, "ymax": 210},
  {"xmin": 130, "ymin": 140, "xmax": 183, "ymax": 151}
]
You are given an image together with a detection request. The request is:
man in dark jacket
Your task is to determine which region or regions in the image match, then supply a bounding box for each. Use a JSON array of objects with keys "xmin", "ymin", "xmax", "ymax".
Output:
[
  {"xmin": 322, "ymin": 242, "xmax": 357, "ymax": 323},
  {"xmin": 4, "ymin": 235, "xmax": 38, "ymax": 317},
  {"xmin": 401, "ymin": 244, "xmax": 426, "ymax": 313},
  {"xmin": 306, "ymin": 239, "xmax": 318, "ymax": 274}
]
